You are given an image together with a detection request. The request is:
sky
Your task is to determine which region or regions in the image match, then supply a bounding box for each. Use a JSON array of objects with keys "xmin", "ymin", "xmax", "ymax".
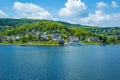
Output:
[{"xmin": 0, "ymin": 0, "xmax": 120, "ymax": 27}]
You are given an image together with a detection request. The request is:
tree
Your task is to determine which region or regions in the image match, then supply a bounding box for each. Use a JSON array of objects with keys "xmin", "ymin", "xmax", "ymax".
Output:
[
  {"xmin": 21, "ymin": 35, "xmax": 27, "ymax": 43},
  {"xmin": 0, "ymin": 38, "xmax": 2, "ymax": 43},
  {"xmin": 48, "ymin": 34, "xmax": 51, "ymax": 40},
  {"xmin": 99, "ymin": 36, "xmax": 102, "ymax": 42},
  {"xmin": 117, "ymin": 36, "xmax": 120, "ymax": 41},
  {"xmin": 80, "ymin": 36, "xmax": 85, "ymax": 41},
  {"xmin": 108, "ymin": 37, "xmax": 116, "ymax": 43},
  {"xmin": 7, "ymin": 37, "xmax": 13, "ymax": 43},
  {"xmin": 5, "ymin": 30, "xmax": 12, "ymax": 36},
  {"xmin": 28, "ymin": 34, "xmax": 33, "ymax": 41},
  {"xmin": 102, "ymin": 35, "xmax": 107, "ymax": 43},
  {"xmin": 74, "ymin": 31, "xmax": 80, "ymax": 37}
]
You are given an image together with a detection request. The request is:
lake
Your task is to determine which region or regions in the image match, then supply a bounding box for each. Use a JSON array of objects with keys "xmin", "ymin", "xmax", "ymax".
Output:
[{"xmin": 0, "ymin": 45, "xmax": 120, "ymax": 80}]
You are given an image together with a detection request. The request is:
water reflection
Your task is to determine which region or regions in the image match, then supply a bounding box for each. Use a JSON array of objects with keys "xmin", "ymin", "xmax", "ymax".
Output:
[{"xmin": 0, "ymin": 45, "xmax": 120, "ymax": 80}]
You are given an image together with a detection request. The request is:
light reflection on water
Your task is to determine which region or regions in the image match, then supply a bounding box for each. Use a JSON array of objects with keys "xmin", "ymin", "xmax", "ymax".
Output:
[{"xmin": 0, "ymin": 45, "xmax": 120, "ymax": 80}]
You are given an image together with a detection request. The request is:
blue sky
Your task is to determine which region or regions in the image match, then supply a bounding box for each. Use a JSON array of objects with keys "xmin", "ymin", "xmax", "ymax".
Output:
[{"xmin": 0, "ymin": 0, "xmax": 120, "ymax": 27}]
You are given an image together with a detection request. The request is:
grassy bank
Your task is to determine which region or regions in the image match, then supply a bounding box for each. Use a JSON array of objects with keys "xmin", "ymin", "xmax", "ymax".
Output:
[
  {"xmin": 1, "ymin": 41, "xmax": 120, "ymax": 46},
  {"xmin": 0, "ymin": 41, "xmax": 59, "ymax": 46},
  {"xmin": 83, "ymin": 41, "xmax": 120, "ymax": 45},
  {"xmin": 83, "ymin": 41, "xmax": 103, "ymax": 45}
]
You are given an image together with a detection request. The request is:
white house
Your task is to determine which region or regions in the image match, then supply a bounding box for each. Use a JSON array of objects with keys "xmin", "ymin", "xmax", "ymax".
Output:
[
  {"xmin": 41, "ymin": 32, "xmax": 48, "ymax": 41},
  {"xmin": 51, "ymin": 33, "xmax": 62, "ymax": 41},
  {"xmin": 35, "ymin": 32, "xmax": 40, "ymax": 36},
  {"xmin": 16, "ymin": 35, "xmax": 20, "ymax": 40},
  {"xmin": 69, "ymin": 36, "xmax": 79, "ymax": 42},
  {"xmin": 0, "ymin": 36, "xmax": 8, "ymax": 42},
  {"xmin": 85, "ymin": 38, "xmax": 91, "ymax": 42},
  {"xmin": 85, "ymin": 37, "xmax": 99, "ymax": 42},
  {"xmin": 11, "ymin": 36, "xmax": 15, "ymax": 40}
]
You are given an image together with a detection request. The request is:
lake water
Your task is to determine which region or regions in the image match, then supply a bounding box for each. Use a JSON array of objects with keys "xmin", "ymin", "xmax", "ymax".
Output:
[{"xmin": 0, "ymin": 45, "xmax": 120, "ymax": 80}]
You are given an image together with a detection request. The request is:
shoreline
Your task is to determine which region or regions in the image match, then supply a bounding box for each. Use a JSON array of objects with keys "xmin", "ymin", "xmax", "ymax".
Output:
[
  {"xmin": 0, "ymin": 41, "xmax": 120, "ymax": 46},
  {"xmin": 0, "ymin": 41, "xmax": 59, "ymax": 46}
]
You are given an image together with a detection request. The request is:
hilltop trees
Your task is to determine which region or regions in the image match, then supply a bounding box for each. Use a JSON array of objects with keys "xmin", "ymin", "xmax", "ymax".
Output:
[
  {"xmin": 99, "ymin": 35, "xmax": 107, "ymax": 43},
  {"xmin": 21, "ymin": 35, "xmax": 28, "ymax": 43},
  {"xmin": 0, "ymin": 21, "xmax": 94, "ymax": 43},
  {"xmin": 0, "ymin": 18, "xmax": 120, "ymax": 44}
]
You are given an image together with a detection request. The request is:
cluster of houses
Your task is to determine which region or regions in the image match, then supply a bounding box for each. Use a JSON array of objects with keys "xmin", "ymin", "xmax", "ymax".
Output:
[
  {"xmin": 84, "ymin": 35, "xmax": 120, "ymax": 42},
  {"xmin": 0, "ymin": 30, "xmax": 79, "ymax": 44},
  {"xmin": 0, "ymin": 36, "xmax": 8, "ymax": 42},
  {"xmin": 85, "ymin": 37, "xmax": 100, "ymax": 42},
  {"xmin": 106, "ymin": 35, "xmax": 120, "ymax": 39},
  {"xmin": 0, "ymin": 35, "xmax": 20, "ymax": 42},
  {"xmin": 0, "ymin": 29, "xmax": 120, "ymax": 44}
]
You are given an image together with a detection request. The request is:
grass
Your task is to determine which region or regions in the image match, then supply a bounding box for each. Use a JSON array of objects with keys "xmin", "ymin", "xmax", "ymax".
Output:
[
  {"xmin": 1, "ymin": 41, "xmax": 120, "ymax": 46},
  {"xmin": 83, "ymin": 41, "xmax": 103, "ymax": 45},
  {"xmin": 0, "ymin": 41, "xmax": 59, "ymax": 46}
]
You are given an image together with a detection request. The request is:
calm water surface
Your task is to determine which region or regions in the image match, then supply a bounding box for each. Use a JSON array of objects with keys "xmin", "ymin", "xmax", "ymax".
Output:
[{"xmin": 0, "ymin": 45, "xmax": 120, "ymax": 80}]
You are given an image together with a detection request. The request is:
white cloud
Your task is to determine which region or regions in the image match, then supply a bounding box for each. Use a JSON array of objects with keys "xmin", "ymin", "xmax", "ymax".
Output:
[
  {"xmin": 59, "ymin": 0, "xmax": 88, "ymax": 17},
  {"xmin": 11, "ymin": 1, "xmax": 120, "ymax": 27},
  {"xmin": 57, "ymin": 0, "xmax": 120, "ymax": 26},
  {"xmin": 79, "ymin": 10, "xmax": 120, "ymax": 27},
  {"xmin": 0, "ymin": 9, "xmax": 7, "ymax": 18},
  {"xmin": 112, "ymin": 1, "xmax": 119, "ymax": 8},
  {"xmin": 80, "ymin": 10, "xmax": 110, "ymax": 26},
  {"xmin": 97, "ymin": 2, "xmax": 109, "ymax": 8},
  {"xmin": 13, "ymin": 2, "xmax": 52, "ymax": 19}
]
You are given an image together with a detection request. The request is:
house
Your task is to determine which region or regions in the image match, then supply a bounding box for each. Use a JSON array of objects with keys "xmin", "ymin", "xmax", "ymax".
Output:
[
  {"xmin": 18, "ymin": 31, "xmax": 24, "ymax": 36},
  {"xmin": 31, "ymin": 30, "xmax": 36, "ymax": 33},
  {"xmin": 85, "ymin": 37, "xmax": 99, "ymax": 42},
  {"xmin": 85, "ymin": 37, "xmax": 92, "ymax": 42},
  {"xmin": 11, "ymin": 36, "xmax": 14, "ymax": 40},
  {"xmin": 107, "ymin": 35, "xmax": 118, "ymax": 38},
  {"xmin": 16, "ymin": 35, "xmax": 20, "ymax": 40},
  {"xmin": 41, "ymin": 32, "xmax": 48, "ymax": 41},
  {"xmin": 35, "ymin": 32, "xmax": 40, "ymax": 36},
  {"xmin": 69, "ymin": 36, "xmax": 79, "ymax": 42},
  {"xmin": 31, "ymin": 30, "xmax": 36, "ymax": 36},
  {"xmin": 31, "ymin": 30, "xmax": 41, "ymax": 37},
  {"xmin": 0, "ymin": 36, "xmax": 8, "ymax": 42},
  {"xmin": 117, "ymin": 35, "xmax": 120, "ymax": 38},
  {"xmin": 51, "ymin": 33, "xmax": 62, "ymax": 41},
  {"xmin": 0, "ymin": 37, "xmax": 2, "ymax": 42},
  {"xmin": 92, "ymin": 38, "xmax": 99, "ymax": 42}
]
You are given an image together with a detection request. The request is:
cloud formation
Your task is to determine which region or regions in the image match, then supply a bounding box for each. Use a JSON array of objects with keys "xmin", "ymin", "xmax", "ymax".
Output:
[
  {"xmin": 112, "ymin": 1, "xmax": 119, "ymax": 8},
  {"xmin": 0, "ymin": 9, "xmax": 7, "ymax": 18},
  {"xmin": 79, "ymin": 10, "xmax": 120, "ymax": 26},
  {"xmin": 0, "ymin": 1, "xmax": 119, "ymax": 27},
  {"xmin": 59, "ymin": 0, "xmax": 88, "ymax": 18},
  {"xmin": 97, "ymin": 2, "xmax": 108, "ymax": 8},
  {"xmin": 13, "ymin": 2, "xmax": 52, "ymax": 19},
  {"xmin": 58, "ymin": 0, "xmax": 120, "ymax": 27}
]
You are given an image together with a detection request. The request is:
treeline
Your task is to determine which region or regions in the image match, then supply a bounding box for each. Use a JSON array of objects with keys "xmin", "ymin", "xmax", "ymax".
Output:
[
  {"xmin": 1, "ymin": 21, "xmax": 92, "ymax": 38},
  {"xmin": 0, "ymin": 18, "xmax": 43, "ymax": 27},
  {"xmin": 82, "ymin": 26, "xmax": 120, "ymax": 36},
  {"xmin": 0, "ymin": 18, "xmax": 120, "ymax": 44}
]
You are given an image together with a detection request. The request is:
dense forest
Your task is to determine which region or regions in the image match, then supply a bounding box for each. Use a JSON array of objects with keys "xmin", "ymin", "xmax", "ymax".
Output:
[{"xmin": 0, "ymin": 18, "xmax": 120, "ymax": 45}]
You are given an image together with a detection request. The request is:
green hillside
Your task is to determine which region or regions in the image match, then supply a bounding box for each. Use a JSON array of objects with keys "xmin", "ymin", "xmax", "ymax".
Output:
[{"xmin": 0, "ymin": 18, "xmax": 120, "ymax": 45}]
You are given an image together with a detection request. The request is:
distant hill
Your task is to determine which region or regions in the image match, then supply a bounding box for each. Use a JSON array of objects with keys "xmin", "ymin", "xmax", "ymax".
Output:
[
  {"xmin": 0, "ymin": 18, "xmax": 81, "ymax": 27},
  {"xmin": 0, "ymin": 18, "xmax": 43, "ymax": 27},
  {"xmin": 56, "ymin": 21, "xmax": 81, "ymax": 27},
  {"xmin": 0, "ymin": 18, "xmax": 120, "ymax": 36}
]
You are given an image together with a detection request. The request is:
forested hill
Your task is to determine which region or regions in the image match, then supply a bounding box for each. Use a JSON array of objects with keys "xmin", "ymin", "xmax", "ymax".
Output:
[
  {"xmin": 0, "ymin": 18, "xmax": 81, "ymax": 27},
  {"xmin": 0, "ymin": 18, "xmax": 120, "ymax": 44},
  {"xmin": 0, "ymin": 18, "xmax": 44, "ymax": 27},
  {"xmin": 0, "ymin": 18, "xmax": 120, "ymax": 36}
]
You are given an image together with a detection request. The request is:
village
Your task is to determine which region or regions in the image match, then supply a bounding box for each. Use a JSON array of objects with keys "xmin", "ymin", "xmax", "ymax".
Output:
[{"xmin": 0, "ymin": 29, "xmax": 120, "ymax": 46}]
